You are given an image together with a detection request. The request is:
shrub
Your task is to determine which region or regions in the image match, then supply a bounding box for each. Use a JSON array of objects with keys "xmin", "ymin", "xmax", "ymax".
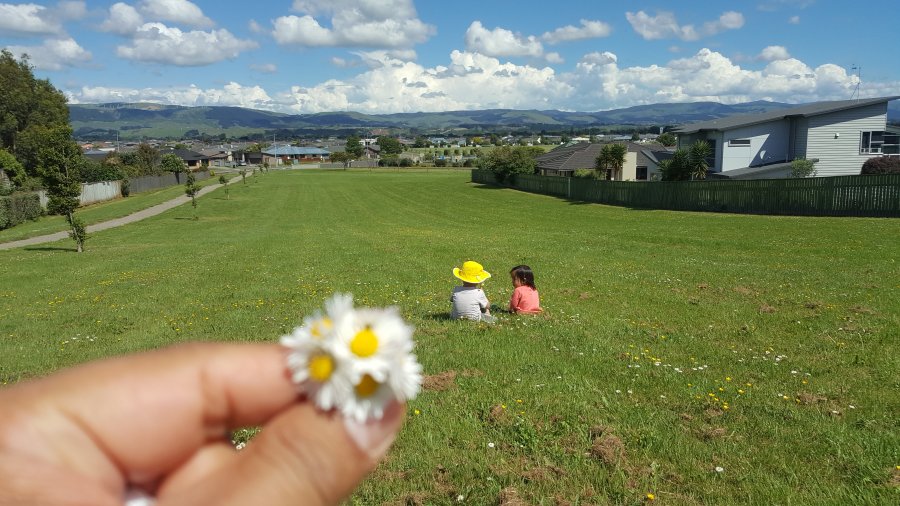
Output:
[
  {"xmin": 0, "ymin": 192, "xmax": 42, "ymax": 230},
  {"xmin": 790, "ymin": 157, "xmax": 817, "ymax": 178},
  {"xmin": 121, "ymin": 178, "xmax": 130, "ymax": 197},
  {"xmin": 434, "ymin": 159, "xmax": 447, "ymax": 167},
  {"xmin": 573, "ymin": 169, "xmax": 598, "ymax": 179},
  {"xmin": 860, "ymin": 156, "xmax": 900, "ymax": 175},
  {"xmin": 399, "ymin": 158, "xmax": 412, "ymax": 167}
]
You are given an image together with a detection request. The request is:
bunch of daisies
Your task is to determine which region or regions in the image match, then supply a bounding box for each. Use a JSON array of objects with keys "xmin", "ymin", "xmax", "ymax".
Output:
[{"xmin": 281, "ymin": 294, "xmax": 422, "ymax": 423}]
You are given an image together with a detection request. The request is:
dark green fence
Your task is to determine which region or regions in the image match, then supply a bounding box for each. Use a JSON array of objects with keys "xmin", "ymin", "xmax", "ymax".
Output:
[{"xmin": 471, "ymin": 170, "xmax": 900, "ymax": 217}]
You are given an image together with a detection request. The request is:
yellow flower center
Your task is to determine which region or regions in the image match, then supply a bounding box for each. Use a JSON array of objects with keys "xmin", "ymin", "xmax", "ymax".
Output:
[
  {"xmin": 311, "ymin": 318, "xmax": 332, "ymax": 339},
  {"xmin": 355, "ymin": 374, "xmax": 379, "ymax": 397},
  {"xmin": 350, "ymin": 326, "xmax": 378, "ymax": 357},
  {"xmin": 307, "ymin": 353, "xmax": 334, "ymax": 382}
]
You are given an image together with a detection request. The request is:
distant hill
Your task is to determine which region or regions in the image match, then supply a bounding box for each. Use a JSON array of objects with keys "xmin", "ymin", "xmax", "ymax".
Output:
[{"xmin": 70, "ymin": 99, "xmax": 899, "ymax": 140}]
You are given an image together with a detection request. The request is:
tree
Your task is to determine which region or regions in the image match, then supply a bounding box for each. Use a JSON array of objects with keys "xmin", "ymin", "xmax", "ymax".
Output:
[
  {"xmin": 0, "ymin": 148, "xmax": 26, "ymax": 189},
  {"xmin": 478, "ymin": 146, "xmax": 542, "ymax": 181},
  {"xmin": 595, "ymin": 143, "xmax": 627, "ymax": 180},
  {"xmin": 36, "ymin": 125, "xmax": 87, "ymax": 252},
  {"xmin": 377, "ymin": 136, "xmax": 402, "ymax": 155},
  {"xmin": 219, "ymin": 175, "xmax": 229, "ymax": 199},
  {"xmin": 413, "ymin": 137, "xmax": 430, "ymax": 148},
  {"xmin": 160, "ymin": 153, "xmax": 185, "ymax": 181},
  {"xmin": 658, "ymin": 140, "xmax": 711, "ymax": 181},
  {"xmin": 0, "ymin": 50, "xmax": 68, "ymax": 155},
  {"xmin": 345, "ymin": 136, "xmax": 364, "ymax": 159},
  {"xmin": 330, "ymin": 151, "xmax": 350, "ymax": 168},
  {"xmin": 134, "ymin": 143, "xmax": 161, "ymax": 175},
  {"xmin": 185, "ymin": 170, "xmax": 199, "ymax": 219},
  {"xmin": 657, "ymin": 132, "xmax": 677, "ymax": 147},
  {"xmin": 631, "ymin": 132, "xmax": 640, "ymax": 141},
  {"xmin": 790, "ymin": 157, "xmax": 817, "ymax": 178}
]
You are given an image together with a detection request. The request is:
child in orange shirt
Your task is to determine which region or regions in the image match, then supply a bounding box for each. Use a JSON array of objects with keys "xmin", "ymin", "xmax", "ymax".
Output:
[{"xmin": 508, "ymin": 265, "xmax": 542, "ymax": 314}]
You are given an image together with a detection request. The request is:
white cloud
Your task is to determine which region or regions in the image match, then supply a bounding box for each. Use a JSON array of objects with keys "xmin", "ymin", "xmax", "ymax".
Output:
[
  {"xmin": 5, "ymin": 37, "xmax": 91, "ymax": 70},
  {"xmin": 465, "ymin": 21, "xmax": 543, "ymax": 58},
  {"xmin": 626, "ymin": 10, "xmax": 744, "ymax": 41},
  {"xmin": 757, "ymin": 45, "xmax": 791, "ymax": 61},
  {"xmin": 70, "ymin": 82, "xmax": 273, "ymax": 109},
  {"xmin": 57, "ymin": 1, "xmax": 86, "ymax": 20},
  {"xmin": 0, "ymin": 3, "xmax": 59, "ymax": 35},
  {"xmin": 273, "ymin": 0, "xmax": 434, "ymax": 48},
  {"xmin": 250, "ymin": 63, "xmax": 277, "ymax": 73},
  {"xmin": 248, "ymin": 19, "xmax": 263, "ymax": 33},
  {"xmin": 116, "ymin": 23, "xmax": 258, "ymax": 66},
  {"xmin": 788, "ymin": 15, "xmax": 800, "ymax": 24},
  {"xmin": 100, "ymin": 2, "xmax": 143, "ymax": 34},
  {"xmin": 542, "ymin": 19, "xmax": 612, "ymax": 44},
  {"xmin": 545, "ymin": 52, "xmax": 564, "ymax": 64},
  {"xmin": 64, "ymin": 48, "xmax": 900, "ymax": 114},
  {"xmin": 138, "ymin": 0, "xmax": 213, "ymax": 28}
]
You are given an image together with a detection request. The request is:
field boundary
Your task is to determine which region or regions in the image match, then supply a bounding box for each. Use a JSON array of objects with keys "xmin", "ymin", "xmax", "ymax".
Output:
[{"xmin": 471, "ymin": 169, "xmax": 900, "ymax": 217}]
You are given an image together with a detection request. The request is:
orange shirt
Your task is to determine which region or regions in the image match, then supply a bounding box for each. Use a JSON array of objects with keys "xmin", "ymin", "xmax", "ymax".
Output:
[{"xmin": 509, "ymin": 285, "xmax": 541, "ymax": 313}]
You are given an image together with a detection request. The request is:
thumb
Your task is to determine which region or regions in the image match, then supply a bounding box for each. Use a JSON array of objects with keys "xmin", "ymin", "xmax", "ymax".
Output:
[{"xmin": 163, "ymin": 401, "xmax": 404, "ymax": 506}]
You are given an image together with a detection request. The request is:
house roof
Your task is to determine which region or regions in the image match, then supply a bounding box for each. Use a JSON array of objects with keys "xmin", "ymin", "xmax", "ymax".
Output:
[
  {"xmin": 161, "ymin": 148, "xmax": 208, "ymax": 161},
  {"xmin": 262, "ymin": 146, "xmax": 330, "ymax": 156},
  {"xmin": 536, "ymin": 142, "xmax": 664, "ymax": 172},
  {"xmin": 676, "ymin": 96, "xmax": 900, "ymax": 134}
]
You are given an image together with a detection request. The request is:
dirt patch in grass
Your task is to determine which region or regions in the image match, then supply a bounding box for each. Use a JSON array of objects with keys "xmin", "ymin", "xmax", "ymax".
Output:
[
  {"xmin": 488, "ymin": 404, "xmax": 511, "ymax": 425},
  {"xmin": 386, "ymin": 492, "xmax": 427, "ymax": 506},
  {"xmin": 697, "ymin": 283, "xmax": 709, "ymax": 290},
  {"xmin": 704, "ymin": 408, "xmax": 724, "ymax": 420},
  {"xmin": 460, "ymin": 368, "xmax": 484, "ymax": 377},
  {"xmin": 579, "ymin": 292, "xmax": 591, "ymax": 300},
  {"xmin": 734, "ymin": 285, "xmax": 755, "ymax": 296},
  {"xmin": 758, "ymin": 303, "xmax": 777, "ymax": 313},
  {"xmin": 797, "ymin": 392, "xmax": 827, "ymax": 405},
  {"xmin": 522, "ymin": 465, "xmax": 566, "ymax": 483},
  {"xmin": 499, "ymin": 487, "xmax": 530, "ymax": 506},
  {"xmin": 702, "ymin": 427, "xmax": 727, "ymax": 440},
  {"xmin": 423, "ymin": 370, "xmax": 457, "ymax": 391},
  {"xmin": 804, "ymin": 301, "xmax": 822, "ymax": 309},
  {"xmin": 850, "ymin": 304, "xmax": 875, "ymax": 315},
  {"xmin": 589, "ymin": 434, "xmax": 627, "ymax": 467},
  {"xmin": 888, "ymin": 467, "xmax": 900, "ymax": 487}
]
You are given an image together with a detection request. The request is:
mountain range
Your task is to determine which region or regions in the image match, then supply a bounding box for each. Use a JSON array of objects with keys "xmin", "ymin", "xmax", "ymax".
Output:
[{"xmin": 69, "ymin": 100, "xmax": 900, "ymax": 141}]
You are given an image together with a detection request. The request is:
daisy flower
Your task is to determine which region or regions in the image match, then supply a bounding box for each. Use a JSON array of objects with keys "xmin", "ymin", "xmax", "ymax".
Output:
[{"xmin": 282, "ymin": 294, "xmax": 422, "ymax": 423}]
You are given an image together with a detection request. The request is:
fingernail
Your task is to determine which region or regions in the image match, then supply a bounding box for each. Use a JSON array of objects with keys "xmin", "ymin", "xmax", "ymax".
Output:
[{"xmin": 343, "ymin": 401, "xmax": 402, "ymax": 460}]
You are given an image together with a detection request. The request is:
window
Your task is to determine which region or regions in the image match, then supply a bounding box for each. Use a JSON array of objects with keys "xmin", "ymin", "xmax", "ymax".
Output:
[
  {"xmin": 636, "ymin": 166, "xmax": 648, "ymax": 180},
  {"xmin": 860, "ymin": 131, "xmax": 883, "ymax": 153},
  {"xmin": 729, "ymin": 138, "xmax": 751, "ymax": 146}
]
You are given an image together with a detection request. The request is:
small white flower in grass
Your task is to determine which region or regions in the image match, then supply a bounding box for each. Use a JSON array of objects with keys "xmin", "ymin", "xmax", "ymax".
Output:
[
  {"xmin": 487, "ymin": 442, "xmax": 495, "ymax": 448},
  {"xmin": 715, "ymin": 466, "xmax": 724, "ymax": 473},
  {"xmin": 282, "ymin": 294, "xmax": 422, "ymax": 423}
]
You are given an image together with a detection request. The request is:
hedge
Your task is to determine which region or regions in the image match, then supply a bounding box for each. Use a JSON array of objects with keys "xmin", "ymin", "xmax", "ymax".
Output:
[{"xmin": 0, "ymin": 192, "xmax": 43, "ymax": 230}]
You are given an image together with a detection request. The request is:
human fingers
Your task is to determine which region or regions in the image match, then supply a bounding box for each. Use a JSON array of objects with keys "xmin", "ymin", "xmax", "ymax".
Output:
[{"xmin": 158, "ymin": 399, "xmax": 404, "ymax": 506}]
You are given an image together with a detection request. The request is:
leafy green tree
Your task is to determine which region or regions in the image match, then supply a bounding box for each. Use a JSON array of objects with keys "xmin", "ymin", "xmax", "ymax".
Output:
[
  {"xmin": 345, "ymin": 136, "xmax": 364, "ymax": 159},
  {"xmin": 330, "ymin": 151, "xmax": 350, "ymax": 168},
  {"xmin": 790, "ymin": 157, "xmax": 817, "ymax": 178},
  {"xmin": 0, "ymin": 50, "xmax": 69, "ymax": 154},
  {"xmin": 658, "ymin": 140, "xmax": 711, "ymax": 181},
  {"xmin": 376, "ymin": 136, "xmax": 402, "ymax": 155},
  {"xmin": 657, "ymin": 132, "xmax": 677, "ymax": 147},
  {"xmin": 631, "ymin": 132, "xmax": 641, "ymax": 141},
  {"xmin": 688, "ymin": 140, "xmax": 712, "ymax": 180},
  {"xmin": 160, "ymin": 153, "xmax": 185, "ymax": 181},
  {"xmin": 36, "ymin": 125, "xmax": 87, "ymax": 252},
  {"xmin": 219, "ymin": 175, "xmax": 229, "ymax": 199},
  {"xmin": 478, "ymin": 145, "xmax": 542, "ymax": 181},
  {"xmin": 0, "ymin": 148, "xmax": 26, "ymax": 189},
  {"xmin": 135, "ymin": 143, "xmax": 161, "ymax": 175},
  {"xmin": 413, "ymin": 137, "xmax": 430, "ymax": 148}
]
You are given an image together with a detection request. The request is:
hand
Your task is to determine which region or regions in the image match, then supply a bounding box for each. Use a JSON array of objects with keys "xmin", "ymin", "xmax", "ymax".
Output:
[{"xmin": 0, "ymin": 343, "xmax": 404, "ymax": 506}]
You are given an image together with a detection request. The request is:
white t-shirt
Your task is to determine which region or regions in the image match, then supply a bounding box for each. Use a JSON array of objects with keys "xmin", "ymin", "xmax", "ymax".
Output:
[{"xmin": 450, "ymin": 286, "xmax": 489, "ymax": 321}]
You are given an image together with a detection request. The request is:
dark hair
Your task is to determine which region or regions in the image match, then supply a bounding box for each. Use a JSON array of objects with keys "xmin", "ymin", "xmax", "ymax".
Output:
[{"xmin": 509, "ymin": 265, "xmax": 536, "ymax": 289}]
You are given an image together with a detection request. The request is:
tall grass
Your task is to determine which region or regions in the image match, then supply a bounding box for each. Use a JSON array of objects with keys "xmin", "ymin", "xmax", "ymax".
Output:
[{"xmin": 1, "ymin": 169, "xmax": 897, "ymax": 504}]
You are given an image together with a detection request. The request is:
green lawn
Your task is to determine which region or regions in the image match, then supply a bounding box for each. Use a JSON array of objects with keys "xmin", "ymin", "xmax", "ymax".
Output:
[
  {"xmin": 0, "ymin": 174, "xmax": 230, "ymax": 243},
  {"xmin": 1, "ymin": 170, "xmax": 898, "ymax": 504}
]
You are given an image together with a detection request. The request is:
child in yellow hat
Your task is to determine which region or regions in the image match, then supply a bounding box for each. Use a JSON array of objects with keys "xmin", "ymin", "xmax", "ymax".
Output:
[{"xmin": 450, "ymin": 260, "xmax": 496, "ymax": 322}]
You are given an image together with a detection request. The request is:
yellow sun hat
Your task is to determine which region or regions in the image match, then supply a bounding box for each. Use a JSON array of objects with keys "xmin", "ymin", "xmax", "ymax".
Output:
[{"xmin": 453, "ymin": 260, "xmax": 491, "ymax": 284}]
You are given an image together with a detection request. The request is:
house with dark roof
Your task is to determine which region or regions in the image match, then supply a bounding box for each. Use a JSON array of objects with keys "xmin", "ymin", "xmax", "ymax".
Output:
[
  {"xmin": 675, "ymin": 96, "xmax": 899, "ymax": 179},
  {"xmin": 535, "ymin": 142, "xmax": 665, "ymax": 181},
  {"xmin": 160, "ymin": 148, "xmax": 210, "ymax": 168}
]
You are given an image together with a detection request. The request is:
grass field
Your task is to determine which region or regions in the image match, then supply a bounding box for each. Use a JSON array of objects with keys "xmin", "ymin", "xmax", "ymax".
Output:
[{"xmin": 1, "ymin": 170, "xmax": 898, "ymax": 504}]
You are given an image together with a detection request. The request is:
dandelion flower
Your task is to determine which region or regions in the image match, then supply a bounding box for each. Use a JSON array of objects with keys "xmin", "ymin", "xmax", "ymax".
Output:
[
  {"xmin": 646, "ymin": 493, "xmax": 655, "ymax": 501},
  {"xmin": 282, "ymin": 293, "xmax": 422, "ymax": 423}
]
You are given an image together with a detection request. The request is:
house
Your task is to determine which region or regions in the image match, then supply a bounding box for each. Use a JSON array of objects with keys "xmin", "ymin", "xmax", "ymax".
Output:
[
  {"xmin": 535, "ymin": 142, "xmax": 664, "ymax": 181},
  {"xmin": 675, "ymin": 96, "xmax": 900, "ymax": 179},
  {"xmin": 160, "ymin": 148, "xmax": 210, "ymax": 168},
  {"xmin": 262, "ymin": 146, "xmax": 330, "ymax": 166},
  {"xmin": 199, "ymin": 149, "xmax": 231, "ymax": 167}
]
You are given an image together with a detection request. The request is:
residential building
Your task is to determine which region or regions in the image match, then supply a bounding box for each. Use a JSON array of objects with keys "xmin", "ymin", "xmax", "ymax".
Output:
[
  {"xmin": 262, "ymin": 146, "xmax": 330, "ymax": 166},
  {"xmin": 160, "ymin": 148, "xmax": 210, "ymax": 168},
  {"xmin": 535, "ymin": 142, "xmax": 665, "ymax": 181},
  {"xmin": 675, "ymin": 96, "xmax": 899, "ymax": 178}
]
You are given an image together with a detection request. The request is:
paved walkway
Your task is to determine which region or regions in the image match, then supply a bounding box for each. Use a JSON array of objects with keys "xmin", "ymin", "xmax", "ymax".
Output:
[{"xmin": 0, "ymin": 180, "xmax": 231, "ymax": 251}]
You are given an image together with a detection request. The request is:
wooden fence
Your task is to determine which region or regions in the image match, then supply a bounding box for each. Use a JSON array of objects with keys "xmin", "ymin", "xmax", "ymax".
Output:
[{"xmin": 471, "ymin": 170, "xmax": 900, "ymax": 217}]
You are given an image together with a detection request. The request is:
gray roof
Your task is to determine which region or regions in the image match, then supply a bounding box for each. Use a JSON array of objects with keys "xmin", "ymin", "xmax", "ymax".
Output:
[
  {"xmin": 676, "ymin": 96, "xmax": 900, "ymax": 134},
  {"xmin": 262, "ymin": 146, "xmax": 330, "ymax": 156},
  {"xmin": 536, "ymin": 142, "xmax": 664, "ymax": 172}
]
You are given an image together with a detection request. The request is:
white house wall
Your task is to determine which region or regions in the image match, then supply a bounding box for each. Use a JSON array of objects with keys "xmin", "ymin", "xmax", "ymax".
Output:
[
  {"xmin": 720, "ymin": 121, "xmax": 790, "ymax": 172},
  {"xmin": 805, "ymin": 102, "xmax": 887, "ymax": 176}
]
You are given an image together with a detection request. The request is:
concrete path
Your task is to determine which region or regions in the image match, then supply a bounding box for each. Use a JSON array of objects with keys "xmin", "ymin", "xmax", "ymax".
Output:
[{"xmin": 0, "ymin": 179, "xmax": 232, "ymax": 251}]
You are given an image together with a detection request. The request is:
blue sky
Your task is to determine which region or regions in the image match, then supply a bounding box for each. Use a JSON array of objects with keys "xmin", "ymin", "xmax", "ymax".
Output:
[{"xmin": 1, "ymin": 0, "xmax": 898, "ymax": 114}]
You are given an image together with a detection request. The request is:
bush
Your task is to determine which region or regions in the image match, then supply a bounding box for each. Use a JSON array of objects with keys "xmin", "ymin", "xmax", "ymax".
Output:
[
  {"xmin": 0, "ymin": 192, "xmax": 42, "ymax": 230},
  {"xmin": 861, "ymin": 156, "xmax": 900, "ymax": 175},
  {"xmin": 399, "ymin": 158, "xmax": 412, "ymax": 167},
  {"xmin": 790, "ymin": 157, "xmax": 817, "ymax": 178},
  {"xmin": 434, "ymin": 159, "xmax": 447, "ymax": 167},
  {"xmin": 573, "ymin": 169, "xmax": 599, "ymax": 179}
]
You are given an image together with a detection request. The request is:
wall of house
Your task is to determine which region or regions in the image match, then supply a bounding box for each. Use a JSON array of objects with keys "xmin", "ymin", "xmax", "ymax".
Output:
[
  {"xmin": 720, "ymin": 120, "xmax": 790, "ymax": 172},
  {"xmin": 618, "ymin": 152, "xmax": 638, "ymax": 181},
  {"xmin": 805, "ymin": 102, "xmax": 887, "ymax": 176}
]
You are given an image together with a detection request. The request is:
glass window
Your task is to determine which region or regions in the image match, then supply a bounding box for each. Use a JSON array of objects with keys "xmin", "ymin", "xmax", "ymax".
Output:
[
  {"xmin": 729, "ymin": 139, "xmax": 751, "ymax": 146},
  {"xmin": 860, "ymin": 131, "xmax": 886, "ymax": 154},
  {"xmin": 636, "ymin": 166, "xmax": 648, "ymax": 180}
]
